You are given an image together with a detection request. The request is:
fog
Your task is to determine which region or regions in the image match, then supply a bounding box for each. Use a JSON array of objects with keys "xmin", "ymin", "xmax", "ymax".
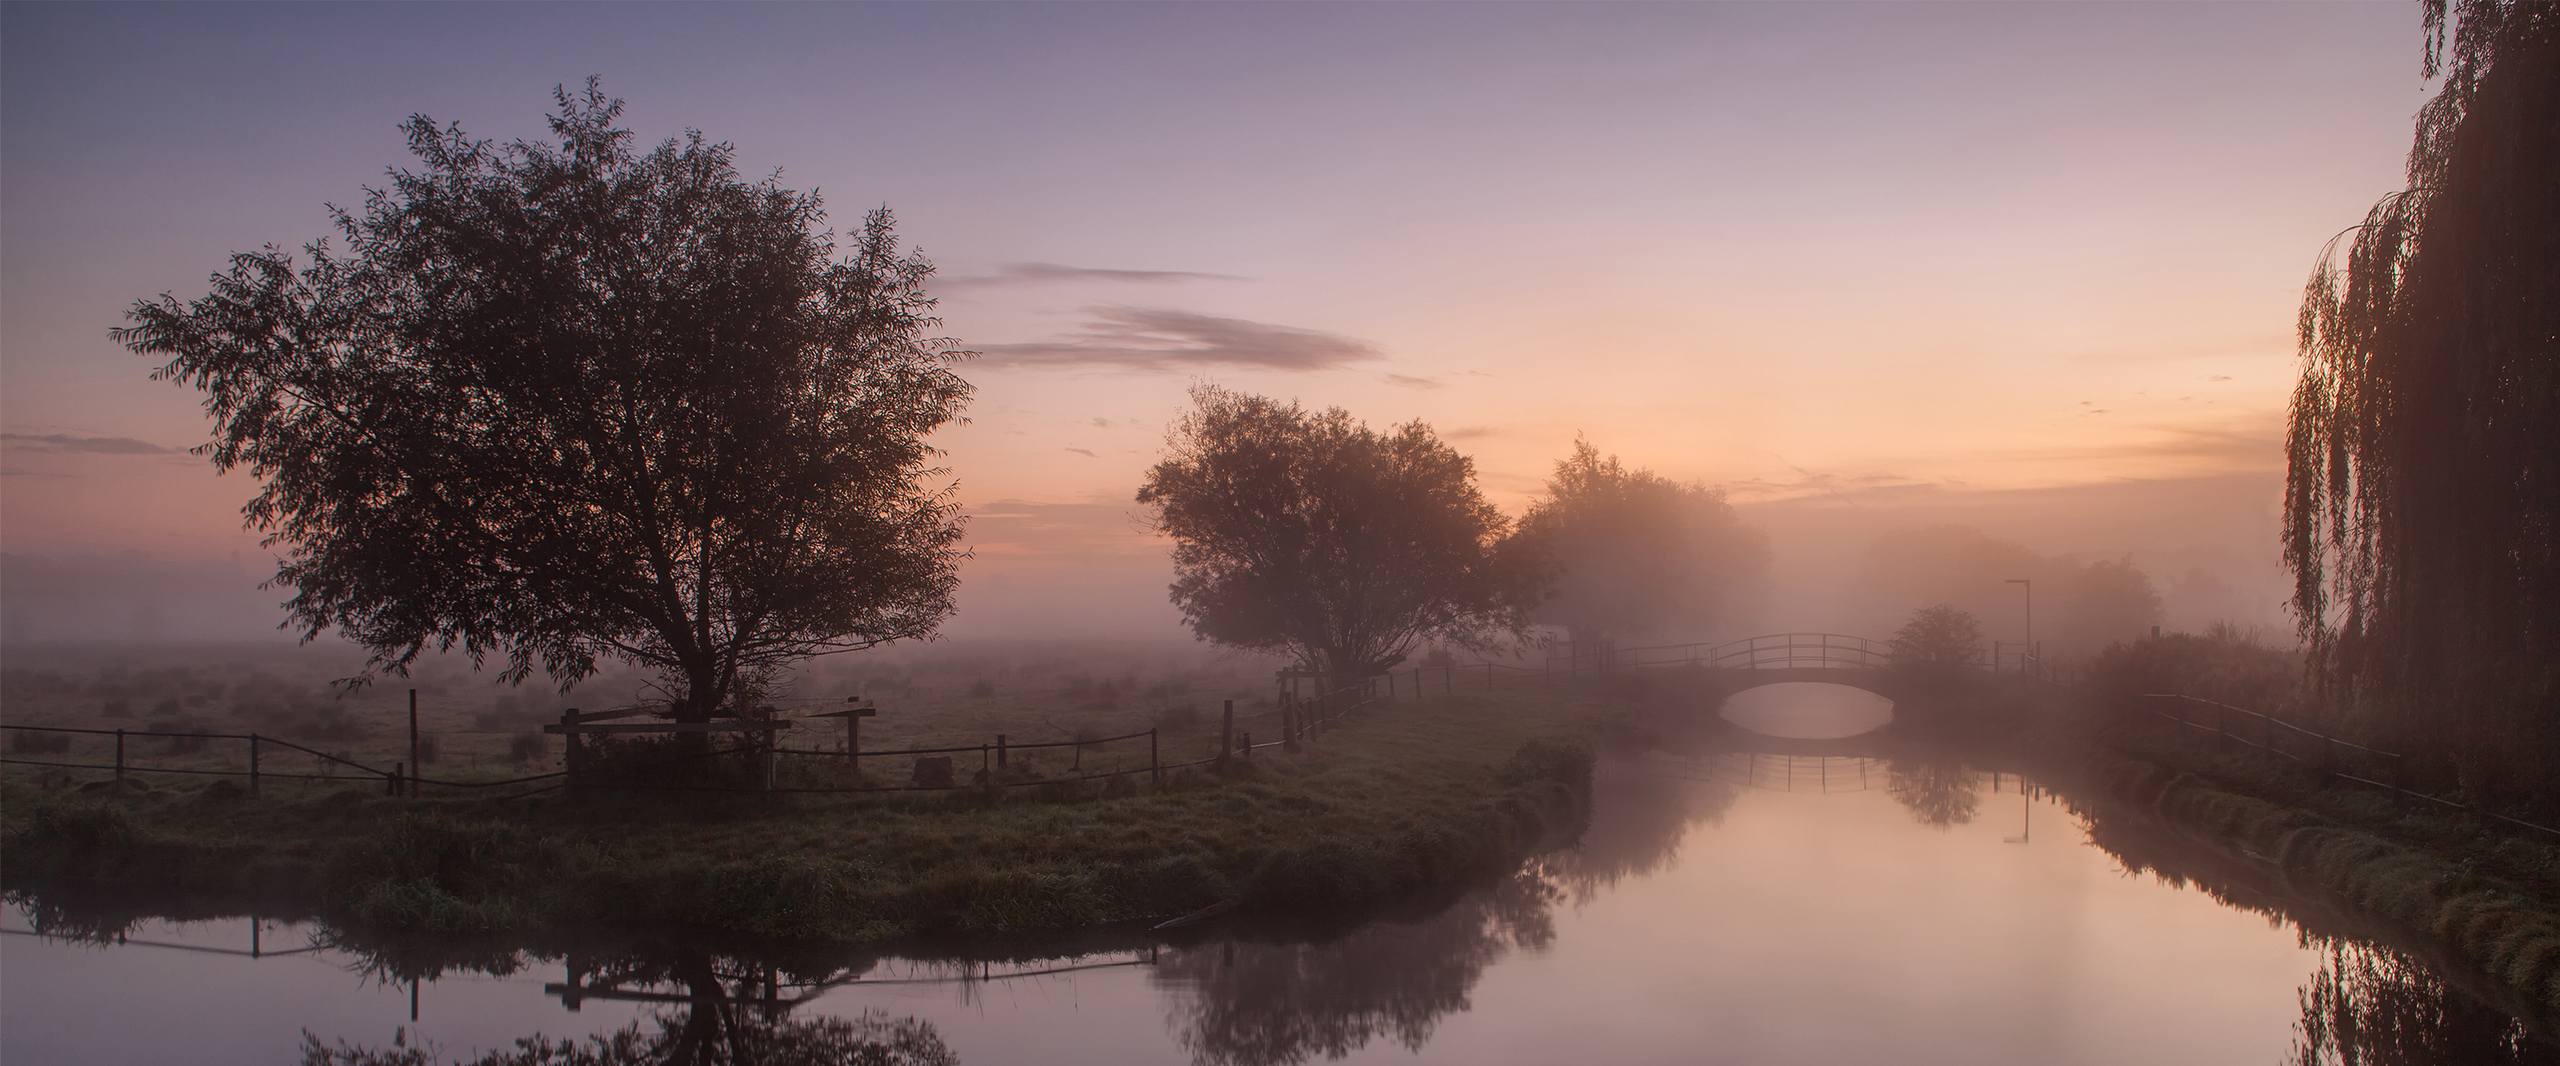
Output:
[{"xmin": 0, "ymin": 468, "xmax": 2285, "ymax": 651}]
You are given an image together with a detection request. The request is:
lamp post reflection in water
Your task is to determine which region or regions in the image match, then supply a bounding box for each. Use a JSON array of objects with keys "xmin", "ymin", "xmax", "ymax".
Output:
[{"xmin": 2000, "ymin": 773, "xmax": 2031, "ymax": 845}]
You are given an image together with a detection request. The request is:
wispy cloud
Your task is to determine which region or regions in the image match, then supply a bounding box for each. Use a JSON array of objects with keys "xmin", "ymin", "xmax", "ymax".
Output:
[
  {"xmin": 1725, "ymin": 470, "xmax": 1931, "ymax": 502},
  {"xmin": 940, "ymin": 262, "xmax": 1245, "ymax": 290},
  {"xmin": 1443, "ymin": 425, "xmax": 1501, "ymax": 441},
  {"xmin": 1384, "ymin": 373, "xmax": 1443, "ymax": 390},
  {"xmin": 976, "ymin": 306, "xmax": 1380, "ymax": 372},
  {"xmin": 1064, "ymin": 447, "xmax": 1098, "ymax": 458},
  {"xmin": 0, "ymin": 432, "xmax": 174, "ymax": 456},
  {"xmin": 967, "ymin": 498, "xmax": 1163, "ymax": 558}
]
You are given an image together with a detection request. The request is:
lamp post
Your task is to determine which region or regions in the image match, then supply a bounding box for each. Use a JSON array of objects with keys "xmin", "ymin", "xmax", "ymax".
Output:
[{"xmin": 2004, "ymin": 578, "xmax": 2031, "ymax": 671}]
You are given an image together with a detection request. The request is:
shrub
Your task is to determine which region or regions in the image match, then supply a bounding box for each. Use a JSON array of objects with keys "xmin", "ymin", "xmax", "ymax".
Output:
[{"xmin": 2086, "ymin": 627, "xmax": 2303, "ymax": 715}]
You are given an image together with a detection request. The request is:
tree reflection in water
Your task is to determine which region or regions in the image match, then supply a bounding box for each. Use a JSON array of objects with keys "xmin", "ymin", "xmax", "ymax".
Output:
[
  {"xmin": 1545, "ymin": 760, "xmax": 1741, "ymax": 901},
  {"xmin": 295, "ymin": 948, "xmax": 956, "ymax": 1066},
  {"xmin": 1153, "ymin": 865, "xmax": 1560, "ymax": 1066},
  {"xmin": 1885, "ymin": 758, "xmax": 1984, "ymax": 828},
  {"xmin": 2289, "ymin": 940, "xmax": 2558, "ymax": 1066}
]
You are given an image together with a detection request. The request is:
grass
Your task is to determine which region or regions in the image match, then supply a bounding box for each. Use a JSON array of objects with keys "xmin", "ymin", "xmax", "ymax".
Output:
[{"xmin": 2, "ymin": 682, "xmax": 1597, "ymax": 948}]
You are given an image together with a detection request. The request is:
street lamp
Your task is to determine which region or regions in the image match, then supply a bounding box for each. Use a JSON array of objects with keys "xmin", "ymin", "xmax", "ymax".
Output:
[{"xmin": 2004, "ymin": 578, "xmax": 2031, "ymax": 671}]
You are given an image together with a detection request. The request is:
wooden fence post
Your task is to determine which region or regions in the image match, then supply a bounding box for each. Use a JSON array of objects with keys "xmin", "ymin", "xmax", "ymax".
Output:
[
  {"xmin": 113, "ymin": 729, "xmax": 125, "ymax": 785},
  {"xmin": 1217, "ymin": 701, "xmax": 1235, "ymax": 769},
  {"xmin": 1241, "ymin": 731, "xmax": 1252, "ymax": 761},
  {"xmin": 407, "ymin": 688, "xmax": 420, "ymax": 798},
  {"xmin": 996, "ymin": 734, "xmax": 1008, "ymax": 769},
  {"xmin": 389, "ymin": 762, "xmax": 403, "ymax": 797},
  {"xmin": 1282, "ymin": 700, "xmax": 1300, "ymax": 753},
  {"xmin": 560, "ymin": 708, "xmax": 581, "ymax": 796},
  {"xmin": 981, "ymin": 743, "xmax": 993, "ymax": 794},
  {"xmin": 1149, "ymin": 728, "xmax": 1162, "ymax": 786},
  {"xmin": 248, "ymin": 733, "xmax": 261, "ymax": 797}
]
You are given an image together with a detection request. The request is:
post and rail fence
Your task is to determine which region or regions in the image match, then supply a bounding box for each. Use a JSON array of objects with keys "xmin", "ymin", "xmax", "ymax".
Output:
[
  {"xmin": 2134, "ymin": 692, "xmax": 2560, "ymax": 840},
  {"xmin": 1, "ymin": 677, "xmax": 1388, "ymax": 801}
]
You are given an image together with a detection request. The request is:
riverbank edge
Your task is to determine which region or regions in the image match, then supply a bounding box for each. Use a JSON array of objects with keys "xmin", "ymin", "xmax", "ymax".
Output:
[
  {"xmin": 2070, "ymin": 741, "xmax": 2560, "ymax": 1020},
  {"xmin": 0, "ymin": 735, "xmax": 1596, "ymax": 950}
]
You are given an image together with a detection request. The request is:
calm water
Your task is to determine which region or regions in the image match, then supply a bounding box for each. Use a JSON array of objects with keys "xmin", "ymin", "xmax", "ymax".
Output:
[{"xmin": 4, "ymin": 684, "xmax": 2552, "ymax": 1065}]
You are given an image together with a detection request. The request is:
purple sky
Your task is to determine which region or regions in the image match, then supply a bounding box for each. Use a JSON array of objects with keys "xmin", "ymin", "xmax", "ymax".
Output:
[{"xmin": 0, "ymin": 2, "xmax": 2430, "ymax": 641}]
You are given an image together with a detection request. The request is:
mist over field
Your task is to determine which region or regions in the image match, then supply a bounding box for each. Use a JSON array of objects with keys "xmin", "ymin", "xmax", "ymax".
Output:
[{"xmin": 0, "ymin": 468, "xmax": 2288, "ymax": 651}]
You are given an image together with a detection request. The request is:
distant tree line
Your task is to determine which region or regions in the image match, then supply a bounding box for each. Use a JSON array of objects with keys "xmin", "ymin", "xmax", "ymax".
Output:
[{"xmin": 1136, "ymin": 389, "xmax": 1774, "ymax": 685}]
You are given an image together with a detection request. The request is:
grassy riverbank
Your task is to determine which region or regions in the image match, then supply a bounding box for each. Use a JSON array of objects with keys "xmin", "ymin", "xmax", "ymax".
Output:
[
  {"xmin": 2072, "ymin": 724, "xmax": 2560, "ymax": 1018},
  {"xmin": 3, "ymin": 687, "xmax": 1597, "ymax": 946}
]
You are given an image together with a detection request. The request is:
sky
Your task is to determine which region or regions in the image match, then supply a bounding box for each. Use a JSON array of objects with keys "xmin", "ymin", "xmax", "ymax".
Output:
[{"xmin": 0, "ymin": 2, "xmax": 2431, "ymax": 643}]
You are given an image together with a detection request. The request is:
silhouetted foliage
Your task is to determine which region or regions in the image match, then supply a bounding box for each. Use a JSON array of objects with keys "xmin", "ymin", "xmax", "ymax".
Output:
[
  {"xmin": 1884, "ymin": 758, "xmax": 1983, "ymax": 828},
  {"xmin": 1890, "ymin": 605, "xmax": 1982, "ymax": 678},
  {"xmin": 1137, "ymin": 385, "xmax": 1538, "ymax": 680},
  {"xmin": 1511, "ymin": 437, "xmax": 1766, "ymax": 646},
  {"xmin": 2284, "ymin": 1, "xmax": 2559, "ymax": 802},
  {"xmin": 2087, "ymin": 625, "xmax": 2303, "ymax": 714},
  {"xmin": 112, "ymin": 81, "xmax": 970, "ymax": 725},
  {"xmin": 2289, "ymin": 941, "xmax": 2556, "ymax": 1066}
]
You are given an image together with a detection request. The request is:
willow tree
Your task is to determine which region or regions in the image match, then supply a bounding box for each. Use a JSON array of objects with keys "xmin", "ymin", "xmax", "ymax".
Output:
[
  {"xmin": 2283, "ymin": 1, "xmax": 2557, "ymax": 798},
  {"xmin": 113, "ymin": 82, "xmax": 971, "ymax": 725},
  {"xmin": 1137, "ymin": 386, "xmax": 1538, "ymax": 683}
]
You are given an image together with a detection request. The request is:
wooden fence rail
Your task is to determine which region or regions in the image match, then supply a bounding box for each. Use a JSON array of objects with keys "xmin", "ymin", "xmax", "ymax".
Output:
[{"xmin": 2135, "ymin": 693, "xmax": 2559, "ymax": 840}]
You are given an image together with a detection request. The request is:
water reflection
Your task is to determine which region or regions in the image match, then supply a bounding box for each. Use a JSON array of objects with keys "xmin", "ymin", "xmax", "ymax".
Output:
[
  {"xmin": 1155, "ymin": 865, "xmax": 1560, "ymax": 1066},
  {"xmin": 2062, "ymin": 782, "xmax": 2559, "ymax": 1063},
  {"xmin": 7, "ymin": 725, "xmax": 2556, "ymax": 1065},
  {"xmin": 1883, "ymin": 758, "xmax": 1985, "ymax": 828},
  {"xmin": 1545, "ymin": 759, "xmax": 1741, "ymax": 900},
  {"xmin": 2290, "ymin": 941, "xmax": 2558, "ymax": 1066}
]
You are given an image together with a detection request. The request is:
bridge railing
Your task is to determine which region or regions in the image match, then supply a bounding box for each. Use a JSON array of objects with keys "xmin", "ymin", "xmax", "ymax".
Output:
[{"xmin": 1616, "ymin": 632, "xmax": 1896, "ymax": 672}]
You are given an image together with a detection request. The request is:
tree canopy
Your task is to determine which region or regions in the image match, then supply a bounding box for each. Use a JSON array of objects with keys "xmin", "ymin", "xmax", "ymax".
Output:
[
  {"xmin": 2282, "ymin": 1, "xmax": 2557, "ymax": 799},
  {"xmin": 1890, "ymin": 604, "xmax": 1983, "ymax": 675},
  {"xmin": 1136, "ymin": 386, "xmax": 1538, "ymax": 680},
  {"xmin": 113, "ymin": 81, "xmax": 971, "ymax": 718},
  {"xmin": 1512, "ymin": 438, "xmax": 1766, "ymax": 646}
]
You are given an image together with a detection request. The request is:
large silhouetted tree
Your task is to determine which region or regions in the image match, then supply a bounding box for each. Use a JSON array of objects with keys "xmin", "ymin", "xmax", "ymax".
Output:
[
  {"xmin": 2283, "ymin": 1, "xmax": 2557, "ymax": 801},
  {"xmin": 1512, "ymin": 438, "xmax": 1766, "ymax": 647},
  {"xmin": 113, "ymin": 82, "xmax": 971, "ymax": 724},
  {"xmin": 1136, "ymin": 386, "xmax": 1537, "ymax": 682}
]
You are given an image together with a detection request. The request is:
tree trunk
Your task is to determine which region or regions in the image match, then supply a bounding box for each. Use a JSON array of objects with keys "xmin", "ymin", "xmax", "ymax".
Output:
[{"xmin": 673, "ymin": 661, "xmax": 721, "ymax": 765}]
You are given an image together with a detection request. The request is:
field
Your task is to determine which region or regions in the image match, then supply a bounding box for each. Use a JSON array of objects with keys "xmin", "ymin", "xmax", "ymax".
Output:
[
  {"xmin": 0, "ymin": 639, "xmax": 1375, "ymax": 791},
  {"xmin": 2, "ymin": 642, "xmax": 1599, "ymax": 947}
]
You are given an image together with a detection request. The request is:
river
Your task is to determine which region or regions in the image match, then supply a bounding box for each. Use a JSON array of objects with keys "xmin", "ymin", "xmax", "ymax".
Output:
[{"xmin": 4, "ymin": 683, "xmax": 2551, "ymax": 1065}]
